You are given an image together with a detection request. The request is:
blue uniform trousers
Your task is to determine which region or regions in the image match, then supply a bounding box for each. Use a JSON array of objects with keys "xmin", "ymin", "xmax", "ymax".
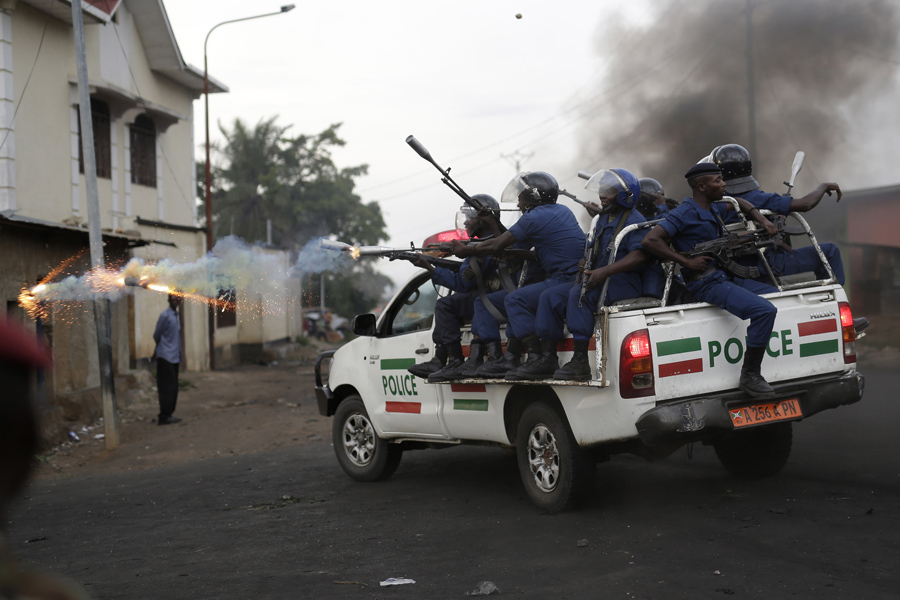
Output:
[
  {"xmin": 505, "ymin": 274, "xmax": 576, "ymax": 339},
  {"xmin": 534, "ymin": 282, "xmax": 572, "ymax": 341},
  {"xmin": 472, "ymin": 289, "xmax": 509, "ymax": 342},
  {"xmin": 688, "ymin": 271, "xmax": 777, "ymax": 348},
  {"xmin": 764, "ymin": 243, "xmax": 844, "ymax": 285},
  {"xmin": 566, "ymin": 284, "xmax": 603, "ymax": 341},
  {"xmin": 432, "ymin": 291, "xmax": 478, "ymax": 345}
]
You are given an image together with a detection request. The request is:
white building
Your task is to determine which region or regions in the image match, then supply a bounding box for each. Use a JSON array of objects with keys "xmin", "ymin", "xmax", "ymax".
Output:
[{"xmin": 0, "ymin": 0, "xmax": 230, "ymax": 438}]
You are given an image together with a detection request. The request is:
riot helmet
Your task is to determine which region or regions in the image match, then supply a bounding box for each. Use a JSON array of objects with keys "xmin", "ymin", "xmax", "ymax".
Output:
[
  {"xmin": 584, "ymin": 168, "xmax": 640, "ymax": 210},
  {"xmin": 500, "ymin": 171, "xmax": 559, "ymax": 208},
  {"xmin": 636, "ymin": 177, "xmax": 665, "ymax": 218},
  {"xmin": 455, "ymin": 194, "xmax": 501, "ymax": 234},
  {"xmin": 710, "ymin": 144, "xmax": 759, "ymax": 194}
]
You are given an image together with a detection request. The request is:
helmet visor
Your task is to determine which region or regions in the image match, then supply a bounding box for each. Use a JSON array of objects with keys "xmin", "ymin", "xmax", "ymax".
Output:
[
  {"xmin": 584, "ymin": 169, "xmax": 627, "ymax": 201},
  {"xmin": 456, "ymin": 205, "xmax": 478, "ymax": 231},
  {"xmin": 501, "ymin": 172, "xmax": 531, "ymax": 204}
]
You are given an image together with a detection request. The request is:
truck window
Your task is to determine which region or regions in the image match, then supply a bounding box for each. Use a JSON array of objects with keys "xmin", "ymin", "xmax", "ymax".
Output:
[{"xmin": 385, "ymin": 277, "xmax": 439, "ymax": 336}]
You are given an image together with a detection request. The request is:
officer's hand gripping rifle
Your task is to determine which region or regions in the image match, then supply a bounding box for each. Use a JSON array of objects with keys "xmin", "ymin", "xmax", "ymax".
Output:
[
  {"xmin": 405, "ymin": 135, "xmax": 492, "ymax": 216},
  {"xmin": 319, "ymin": 239, "xmax": 462, "ymax": 271},
  {"xmin": 684, "ymin": 224, "xmax": 784, "ymax": 280}
]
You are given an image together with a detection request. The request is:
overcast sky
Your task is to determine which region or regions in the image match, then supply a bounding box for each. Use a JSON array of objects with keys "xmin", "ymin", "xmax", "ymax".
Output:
[
  {"xmin": 165, "ymin": 0, "xmax": 659, "ymax": 287},
  {"xmin": 164, "ymin": 0, "xmax": 900, "ymax": 292}
]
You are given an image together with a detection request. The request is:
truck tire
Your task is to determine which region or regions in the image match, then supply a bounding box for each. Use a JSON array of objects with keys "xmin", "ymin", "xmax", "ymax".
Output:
[
  {"xmin": 713, "ymin": 422, "xmax": 793, "ymax": 479},
  {"xmin": 332, "ymin": 396, "xmax": 402, "ymax": 482},
  {"xmin": 516, "ymin": 402, "xmax": 591, "ymax": 513}
]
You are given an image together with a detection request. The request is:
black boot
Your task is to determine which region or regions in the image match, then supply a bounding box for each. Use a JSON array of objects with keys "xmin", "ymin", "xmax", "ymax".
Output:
[
  {"xmin": 553, "ymin": 339, "xmax": 592, "ymax": 381},
  {"xmin": 408, "ymin": 344, "xmax": 448, "ymax": 379},
  {"xmin": 427, "ymin": 342, "xmax": 465, "ymax": 382},
  {"xmin": 470, "ymin": 340, "xmax": 503, "ymax": 379},
  {"xmin": 739, "ymin": 346, "xmax": 775, "ymax": 398},
  {"xmin": 507, "ymin": 339, "xmax": 559, "ymax": 381},
  {"xmin": 515, "ymin": 336, "xmax": 544, "ymax": 372},
  {"xmin": 429, "ymin": 341, "xmax": 484, "ymax": 382},
  {"xmin": 853, "ymin": 317, "xmax": 869, "ymax": 334},
  {"xmin": 476, "ymin": 337, "xmax": 523, "ymax": 378},
  {"xmin": 455, "ymin": 341, "xmax": 486, "ymax": 379}
]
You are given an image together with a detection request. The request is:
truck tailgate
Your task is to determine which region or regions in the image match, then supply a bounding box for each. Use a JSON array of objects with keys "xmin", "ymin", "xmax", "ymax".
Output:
[{"xmin": 645, "ymin": 286, "xmax": 848, "ymax": 401}]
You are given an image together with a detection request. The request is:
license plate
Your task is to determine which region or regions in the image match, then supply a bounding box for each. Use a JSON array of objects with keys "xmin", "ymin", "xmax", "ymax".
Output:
[{"xmin": 728, "ymin": 398, "xmax": 802, "ymax": 428}]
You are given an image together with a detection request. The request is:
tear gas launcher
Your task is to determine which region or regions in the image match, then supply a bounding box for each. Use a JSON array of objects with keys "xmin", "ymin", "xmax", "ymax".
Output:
[
  {"xmin": 405, "ymin": 135, "xmax": 494, "ymax": 216},
  {"xmin": 319, "ymin": 240, "xmax": 463, "ymax": 271}
]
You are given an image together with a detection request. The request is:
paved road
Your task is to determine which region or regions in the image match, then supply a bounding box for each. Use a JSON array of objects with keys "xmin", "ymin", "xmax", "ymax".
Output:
[{"xmin": 8, "ymin": 365, "xmax": 899, "ymax": 600}]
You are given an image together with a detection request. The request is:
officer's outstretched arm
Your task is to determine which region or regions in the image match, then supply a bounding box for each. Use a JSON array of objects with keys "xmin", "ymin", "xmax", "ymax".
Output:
[
  {"xmin": 791, "ymin": 182, "xmax": 842, "ymax": 212},
  {"xmin": 449, "ymin": 231, "xmax": 515, "ymax": 258}
]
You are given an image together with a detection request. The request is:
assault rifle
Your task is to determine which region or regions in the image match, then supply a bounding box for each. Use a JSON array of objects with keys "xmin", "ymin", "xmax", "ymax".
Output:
[
  {"xmin": 319, "ymin": 239, "xmax": 463, "ymax": 271},
  {"xmin": 405, "ymin": 135, "xmax": 494, "ymax": 216},
  {"xmin": 684, "ymin": 224, "xmax": 783, "ymax": 280}
]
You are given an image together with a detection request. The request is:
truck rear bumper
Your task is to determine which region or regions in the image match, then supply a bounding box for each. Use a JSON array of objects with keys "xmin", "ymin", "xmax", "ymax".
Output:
[{"xmin": 636, "ymin": 371, "xmax": 864, "ymax": 446}]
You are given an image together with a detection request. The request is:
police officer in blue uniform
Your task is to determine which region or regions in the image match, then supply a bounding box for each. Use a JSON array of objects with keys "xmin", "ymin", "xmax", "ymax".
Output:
[
  {"xmin": 710, "ymin": 144, "xmax": 846, "ymax": 286},
  {"xmin": 407, "ymin": 194, "xmax": 505, "ymax": 381},
  {"xmin": 450, "ymin": 171, "xmax": 585, "ymax": 378},
  {"xmin": 642, "ymin": 162, "xmax": 781, "ymax": 398},
  {"xmin": 636, "ymin": 177, "xmax": 679, "ymax": 219},
  {"xmin": 507, "ymin": 168, "xmax": 658, "ymax": 380}
]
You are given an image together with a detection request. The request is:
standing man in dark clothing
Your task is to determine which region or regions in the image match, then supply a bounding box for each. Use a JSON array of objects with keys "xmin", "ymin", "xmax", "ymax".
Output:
[
  {"xmin": 642, "ymin": 163, "xmax": 780, "ymax": 398},
  {"xmin": 153, "ymin": 293, "xmax": 183, "ymax": 425}
]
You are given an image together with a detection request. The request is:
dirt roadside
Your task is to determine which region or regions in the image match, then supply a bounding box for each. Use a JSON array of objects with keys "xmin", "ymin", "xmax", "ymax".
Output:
[{"xmin": 32, "ymin": 345, "xmax": 336, "ymax": 481}]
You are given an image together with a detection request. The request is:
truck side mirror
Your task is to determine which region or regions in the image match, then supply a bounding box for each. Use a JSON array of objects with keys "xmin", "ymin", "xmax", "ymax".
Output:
[{"xmin": 352, "ymin": 314, "xmax": 377, "ymax": 337}]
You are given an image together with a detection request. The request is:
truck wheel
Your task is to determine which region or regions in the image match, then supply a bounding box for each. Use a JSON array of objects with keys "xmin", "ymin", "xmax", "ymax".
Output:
[
  {"xmin": 332, "ymin": 396, "xmax": 402, "ymax": 482},
  {"xmin": 713, "ymin": 422, "xmax": 793, "ymax": 479},
  {"xmin": 516, "ymin": 402, "xmax": 591, "ymax": 513}
]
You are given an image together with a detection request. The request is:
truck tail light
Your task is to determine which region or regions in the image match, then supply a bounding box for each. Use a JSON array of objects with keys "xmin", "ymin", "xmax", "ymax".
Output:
[
  {"xmin": 838, "ymin": 302, "xmax": 856, "ymax": 364},
  {"xmin": 620, "ymin": 329, "xmax": 655, "ymax": 398}
]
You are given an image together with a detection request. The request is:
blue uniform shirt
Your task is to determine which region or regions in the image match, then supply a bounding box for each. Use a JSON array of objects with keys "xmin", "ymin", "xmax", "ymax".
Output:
[
  {"xmin": 658, "ymin": 198, "xmax": 730, "ymax": 280},
  {"xmin": 507, "ymin": 203, "xmax": 585, "ymax": 279},
  {"xmin": 153, "ymin": 306, "xmax": 181, "ymax": 364},
  {"xmin": 592, "ymin": 209, "xmax": 647, "ymax": 268}
]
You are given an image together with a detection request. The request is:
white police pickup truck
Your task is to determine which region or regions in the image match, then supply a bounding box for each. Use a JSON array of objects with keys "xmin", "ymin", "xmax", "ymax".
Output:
[{"xmin": 314, "ymin": 210, "xmax": 864, "ymax": 512}]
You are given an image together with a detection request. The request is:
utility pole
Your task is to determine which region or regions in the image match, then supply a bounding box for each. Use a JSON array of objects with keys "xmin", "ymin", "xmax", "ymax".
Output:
[
  {"xmin": 71, "ymin": 0, "xmax": 120, "ymax": 449},
  {"xmin": 745, "ymin": 0, "xmax": 757, "ymax": 160},
  {"xmin": 501, "ymin": 149, "xmax": 534, "ymax": 174}
]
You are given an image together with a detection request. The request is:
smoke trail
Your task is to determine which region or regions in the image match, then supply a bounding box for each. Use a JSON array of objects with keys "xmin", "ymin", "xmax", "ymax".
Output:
[
  {"xmin": 292, "ymin": 237, "xmax": 354, "ymax": 275},
  {"xmin": 578, "ymin": 0, "xmax": 900, "ymax": 196}
]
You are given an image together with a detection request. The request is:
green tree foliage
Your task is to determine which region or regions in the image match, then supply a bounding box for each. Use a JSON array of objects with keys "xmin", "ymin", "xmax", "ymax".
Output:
[{"xmin": 198, "ymin": 118, "xmax": 391, "ymax": 316}]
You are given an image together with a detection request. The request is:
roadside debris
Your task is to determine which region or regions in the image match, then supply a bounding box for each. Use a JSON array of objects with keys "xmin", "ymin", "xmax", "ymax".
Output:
[
  {"xmin": 466, "ymin": 581, "xmax": 501, "ymax": 596},
  {"xmin": 380, "ymin": 578, "xmax": 415, "ymax": 586},
  {"xmin": 576, "ymin": 539, "xmax": 589, "ymax": 547}
]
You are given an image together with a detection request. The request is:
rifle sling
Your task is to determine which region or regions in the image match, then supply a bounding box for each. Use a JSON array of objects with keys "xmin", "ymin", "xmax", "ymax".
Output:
[{"xmin": 469, "ymin": 258, "xmax": 507, "ymax": 324}]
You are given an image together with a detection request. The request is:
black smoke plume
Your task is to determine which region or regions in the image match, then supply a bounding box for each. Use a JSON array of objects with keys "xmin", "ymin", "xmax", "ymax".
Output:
[{"xmin": 578, "ymin": 0, "xmax": 900, "ymax": 198}]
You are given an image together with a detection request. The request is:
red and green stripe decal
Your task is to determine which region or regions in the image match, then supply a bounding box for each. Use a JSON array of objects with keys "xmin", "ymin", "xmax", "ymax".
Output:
[
  {"xmin": 656, "ymin": 337, "xmax": 703, "ymax": 378},
  {"xmin": 450, "ymin": 383, "xmax": 488, "ymax": 412},
  {"xmin": 797, "ymin": 318, "xmax": 839, "ymax": 357}
]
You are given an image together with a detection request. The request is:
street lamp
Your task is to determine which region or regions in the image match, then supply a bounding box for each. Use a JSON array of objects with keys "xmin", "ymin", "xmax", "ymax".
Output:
[{"xmin": 203, "ymin": 4, "xmax": 296, "ymax": 370}]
